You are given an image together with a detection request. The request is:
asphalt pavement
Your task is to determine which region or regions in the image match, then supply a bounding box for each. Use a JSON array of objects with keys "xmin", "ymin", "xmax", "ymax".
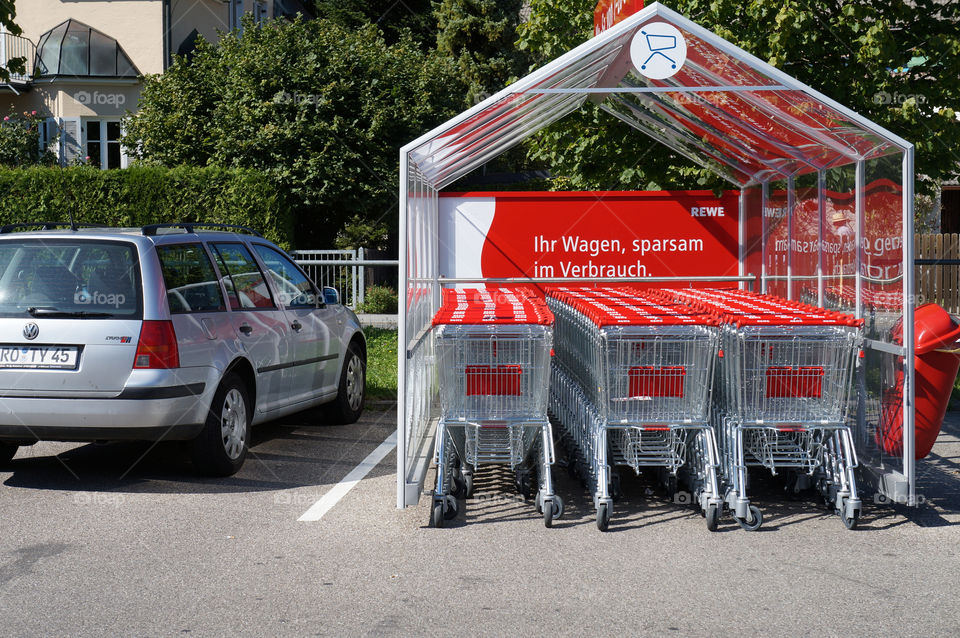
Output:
[{"xmin": 1, "ymin": 405, "xmax": 959, "ymax": 637}]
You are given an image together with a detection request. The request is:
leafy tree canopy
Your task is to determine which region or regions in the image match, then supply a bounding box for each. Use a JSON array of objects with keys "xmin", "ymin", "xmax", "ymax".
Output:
[
  {"xmin": 123, "ymin": 16, "xmax": 467, "ymax": 247},
  {"xmin": 312, "ymin": 0, "xmax": 436, "ymax": 47},
  {"xmin": 516, "ymin": 0, "xmax": 960, "ymax": 194},
  {"xmin": 434, "ymin": 0, "xmax": 529, "ymax": 106}
]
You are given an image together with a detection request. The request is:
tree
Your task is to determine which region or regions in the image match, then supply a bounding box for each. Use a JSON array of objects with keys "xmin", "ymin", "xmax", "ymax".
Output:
[
  {"xmin": 312, "ymin": 0, "xmax": 436, "ymax": 47},
  {"xmin": 434, "ymin": 0, "xmax": 529, "ymax": 106},
  {"xmin": 516, "ymin": 0, "xmax": 960, "ymax": 194},
  {"xmin": 123, "ymin": 16, "xmax": 468, "ymax": 248}
]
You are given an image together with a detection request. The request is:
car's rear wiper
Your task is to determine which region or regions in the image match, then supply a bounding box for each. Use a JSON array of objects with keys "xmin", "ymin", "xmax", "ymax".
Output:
[{"xmin": 27, "ymin": 307, "xmax": 114, "ymax": 318}]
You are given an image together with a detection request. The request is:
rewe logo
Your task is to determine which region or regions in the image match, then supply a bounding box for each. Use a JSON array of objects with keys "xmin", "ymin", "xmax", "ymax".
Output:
[
  {"xmin": 630, "ymin": 22, "xmax": 687, "ymax": 80},
  {"xmin": 691, "ymin": 206, "xmax": 725, "ymax": 217}
]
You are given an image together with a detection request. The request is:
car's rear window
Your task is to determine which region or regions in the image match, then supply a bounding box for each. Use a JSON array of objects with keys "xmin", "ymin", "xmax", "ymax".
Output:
[{"xmin": 0, "ymin": 239, "xmax": 141, "ymax": 318}]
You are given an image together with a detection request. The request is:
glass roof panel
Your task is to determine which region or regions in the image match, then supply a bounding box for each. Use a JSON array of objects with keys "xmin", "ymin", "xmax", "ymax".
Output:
[
  {"xmin": 36, "ymin": 19, "xmax": 140, "ymax": 78},
  {"xmin": 37, "ymin": 23, "xmax": 66, "ymax": 76},
  {"xmin": 403, "ymin": 3, "xmax": 910, "ymax": 190}
]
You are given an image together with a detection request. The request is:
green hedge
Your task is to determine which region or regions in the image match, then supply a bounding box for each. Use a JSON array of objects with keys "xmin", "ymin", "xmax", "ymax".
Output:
[{"xmin": 0, "ymin": 165, "xmax": 293, "ymax": 247}]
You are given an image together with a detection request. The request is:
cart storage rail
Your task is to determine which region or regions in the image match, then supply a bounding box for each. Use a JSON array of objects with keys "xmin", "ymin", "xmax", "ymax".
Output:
[
  {"xmin": 655, "ymin": 288, "xmax": 863, "ymax": 530},
  {"xmin": 431, "ymin": 287, "xmax": 561, "ymax": 527},
  {"xmin": 546, "ymin": 287, "xmax": 723, "ymax": 531}
]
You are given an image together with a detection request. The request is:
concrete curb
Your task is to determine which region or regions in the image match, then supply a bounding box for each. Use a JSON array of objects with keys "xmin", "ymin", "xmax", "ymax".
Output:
[{"xmin": 357, "ymin": 313, "xmax": 398, "ymax": 329}]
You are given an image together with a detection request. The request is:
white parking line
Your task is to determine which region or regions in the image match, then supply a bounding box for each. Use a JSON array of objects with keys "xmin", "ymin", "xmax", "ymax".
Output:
[{"xmin": 298, "ymin": 430, "xmax": 398, "ymax": 522}]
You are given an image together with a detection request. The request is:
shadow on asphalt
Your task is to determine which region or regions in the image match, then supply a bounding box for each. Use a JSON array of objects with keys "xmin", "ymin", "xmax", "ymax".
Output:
[
  {"xmin": 1, "ymin": 404, "xmax": 396, "ymax": 495},
  {"xmin": 430, "ymin": 413, "xmax": 960, "ymax": 532}
]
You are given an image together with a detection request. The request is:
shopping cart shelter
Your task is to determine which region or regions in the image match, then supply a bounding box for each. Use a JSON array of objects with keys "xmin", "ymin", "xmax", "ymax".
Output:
[{"xmin": 398, "ymin": 3, "xmax": 917, "ymax": 511}]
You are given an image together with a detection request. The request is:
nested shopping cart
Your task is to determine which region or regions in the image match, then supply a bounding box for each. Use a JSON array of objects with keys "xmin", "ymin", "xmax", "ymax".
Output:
[
  {"xmin": 546, "ymin": 287, "xmax": 723, "ymax": 531},
  {"xmin": 431, "ymin": 287, "xmax": 561, "ymax": 528},
  {"xmin": 656, "ymin": 288, "xmax": 863, "ymax": 530}
]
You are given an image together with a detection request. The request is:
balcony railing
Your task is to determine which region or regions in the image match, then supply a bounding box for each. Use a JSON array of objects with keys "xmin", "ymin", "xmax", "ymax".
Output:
[{"xmin": 0, "ymin": 33, "xmax": 35, "ymax": 84}]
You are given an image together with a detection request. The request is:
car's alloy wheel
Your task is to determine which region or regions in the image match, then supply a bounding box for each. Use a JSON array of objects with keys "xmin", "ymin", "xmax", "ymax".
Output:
[
  {"xmin": 326, "ymin": 342, "xmax": 365, "ymax": 424},
  {"xmin": 220, "ymin": 387, "xmax": 247, "ymax": 461},
  {"xmin": 345, "ymin": 353, "xmax": 364, "ymax": 412},
  {"xmin": 191, "ymin": 372, "xmax": 250, "ymax": 476}
]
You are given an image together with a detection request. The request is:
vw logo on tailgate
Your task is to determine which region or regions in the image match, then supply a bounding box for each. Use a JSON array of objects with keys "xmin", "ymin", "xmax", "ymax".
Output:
[{"xmin": 23, "ymin": 322, "xmax": 39, "ymax": 340}]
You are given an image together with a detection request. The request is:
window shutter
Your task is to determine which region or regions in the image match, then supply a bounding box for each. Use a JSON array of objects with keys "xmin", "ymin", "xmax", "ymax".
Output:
[
  {"xmin": 58, "ymin": 117, "xmax": 81, "ymax": 166},
  {"xmin": 39, "ymin": 117, "xmax": 58, "ymax": 154}
]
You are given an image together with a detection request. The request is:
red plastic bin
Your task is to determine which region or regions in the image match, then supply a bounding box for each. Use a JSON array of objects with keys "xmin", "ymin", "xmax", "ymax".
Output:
[{"xmin": 879, "ymin": 303, "xmax": 960, "ymax": 460}]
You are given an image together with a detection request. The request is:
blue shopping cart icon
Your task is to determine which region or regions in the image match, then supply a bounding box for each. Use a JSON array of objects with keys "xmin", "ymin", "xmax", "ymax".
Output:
[{"xmin": 640, "ymin": 30, "xmax": 678, "ymax": 70}]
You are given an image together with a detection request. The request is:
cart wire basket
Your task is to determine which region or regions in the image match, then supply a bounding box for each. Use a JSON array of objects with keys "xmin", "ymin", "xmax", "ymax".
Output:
[
  {"xmin": 654, "ymin": 288, "xmax": 863, "ymax": 531},
  {"xmin": 430, "ymin": 287, "xmax": 562, "ymax": 528},
  {"xmin": 546, "ymin": 286, "xmax": 723, "ymax": 532}
]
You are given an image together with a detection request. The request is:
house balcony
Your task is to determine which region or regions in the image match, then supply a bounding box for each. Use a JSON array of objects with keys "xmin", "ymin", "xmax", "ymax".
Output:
[{"xmin": 1, "ymin": 32, "xmax": 36, "ymax": 87}]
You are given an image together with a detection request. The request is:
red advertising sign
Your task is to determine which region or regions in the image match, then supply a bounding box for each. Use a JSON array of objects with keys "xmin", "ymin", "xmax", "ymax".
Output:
[
  {"xmin": 594, "ymin": 0, "xmax": 645, "ymax": 36},
  {"xmin": 438, "ymin": 191, "xmax": 740, "ymax": 285}
]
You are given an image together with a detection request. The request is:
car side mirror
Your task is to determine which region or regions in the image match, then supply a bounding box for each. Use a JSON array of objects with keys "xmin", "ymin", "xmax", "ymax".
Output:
[{"xmin": 322, "ymin": 286, "xmax": 340, "ymax": 306}]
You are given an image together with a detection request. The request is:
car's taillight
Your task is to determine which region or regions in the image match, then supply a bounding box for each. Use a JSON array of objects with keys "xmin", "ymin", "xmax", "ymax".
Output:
[{"xmin": 134, "ymin": 320, "xmax": 179, "ymax": 369}]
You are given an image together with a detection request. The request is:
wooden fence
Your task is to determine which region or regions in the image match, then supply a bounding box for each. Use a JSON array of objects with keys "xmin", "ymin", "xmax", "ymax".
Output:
[{"xmin": 916, "ymin": 233, "xmax": 960, "ymax": 313}]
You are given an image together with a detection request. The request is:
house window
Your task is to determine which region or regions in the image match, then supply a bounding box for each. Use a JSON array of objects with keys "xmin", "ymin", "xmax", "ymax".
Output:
[
  {"xmin": 254, "ymin": 2, "xmax": 268, "ymax": 25},
  {"xmin": 84, "ymin": 119, "xmax": 125, "ymax": 169}
]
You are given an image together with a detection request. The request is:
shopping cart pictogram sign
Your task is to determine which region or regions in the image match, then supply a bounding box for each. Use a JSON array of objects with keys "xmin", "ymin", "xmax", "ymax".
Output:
[
  {"xmin": 630, "ymin": 22, "xmax": 688, "ymax": 80},
  {"xmin": 639, "ymin": 31, "xmax": 678, "ymax": 71}
]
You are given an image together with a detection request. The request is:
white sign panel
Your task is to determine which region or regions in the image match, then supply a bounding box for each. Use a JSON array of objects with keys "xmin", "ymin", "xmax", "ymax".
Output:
[{"xmin": 631, "ymin": 22, "xmax": 687, "ymax": 80}]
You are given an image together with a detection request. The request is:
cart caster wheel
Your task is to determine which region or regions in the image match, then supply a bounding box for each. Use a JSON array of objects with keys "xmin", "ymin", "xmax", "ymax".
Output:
[
  {"xmin": 841, "ymin": 509, "xmax": 860, "ymax": 530},
  {"xmin": 463, "ymin": 472, "xmax": 474, "ymax": 499},
  {"xmin": 443, "ymin": 497, "xmax": 458, "ymax": 521},
  {"xmin": 596, "ymin": 502, "xmax": 611, "ymax": 532},
  {"xmin": 534, "ymin": 492, "xmax": 543, "ymax": 514},
  {"xmin": 431, "ymin": 502, "xmax": 445, "ymax": 528},
  {"xmin": 705, "ymin": 504, "xmax": 720, "ymax": 532},
  {"xmin": 735, "ymin": 505, "xmax": 763, "ymax": 532},
  {"xmin": 451, "ymin": 475, "xmax": 467, "ymax": 499},
  {"xmin": 543, "ymin": 495, "xmax": 564, "ymax": 528},
  {"xmin": 663, "ymin": 474, "xmax": 678, "ymax": 499}
]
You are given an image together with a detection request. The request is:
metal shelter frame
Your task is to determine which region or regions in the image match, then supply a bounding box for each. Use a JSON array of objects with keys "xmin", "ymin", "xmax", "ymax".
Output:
[{"xmin": 397, "ymin": 2, "xmax": 916, "ymax": 509}]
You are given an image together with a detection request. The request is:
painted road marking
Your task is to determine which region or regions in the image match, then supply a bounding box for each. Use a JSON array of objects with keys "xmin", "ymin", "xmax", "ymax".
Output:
[{"xmin": 298, "ymin": 430, "xmax": 398, "ymax": 522}]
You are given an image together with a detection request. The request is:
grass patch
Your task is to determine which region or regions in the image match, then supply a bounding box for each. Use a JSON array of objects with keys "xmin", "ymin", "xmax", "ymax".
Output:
[{"xmin": 364, "ymin": 327, "xmax": 397, "ymax": 401}]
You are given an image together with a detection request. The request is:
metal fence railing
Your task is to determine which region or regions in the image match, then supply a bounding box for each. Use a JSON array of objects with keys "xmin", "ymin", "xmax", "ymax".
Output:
[
  {"xmin": 292, "ymin": 248, "xmax": 398, "ymax": 309},
  {"xmin": 1, "ymin": 33, "xmax": 35, "ymax": 84}
]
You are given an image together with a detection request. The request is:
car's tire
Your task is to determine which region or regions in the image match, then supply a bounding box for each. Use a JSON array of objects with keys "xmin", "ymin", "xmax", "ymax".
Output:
[
  {"xmin": 0, "ymin": 442, "xmax": 18, "ymax": 467},
  {"xmin": 190, "ymin": 372, "xmax": 250, "ymax": 477},
  {"xmin": 326, "ymin": 342, "xmax": 365, "ymax": 424}
]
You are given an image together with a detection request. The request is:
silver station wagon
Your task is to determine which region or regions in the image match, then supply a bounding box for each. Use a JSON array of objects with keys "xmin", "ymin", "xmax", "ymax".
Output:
[{"xmin": 0, "ymin": 223, "xmax": 366, "ymax": 475}]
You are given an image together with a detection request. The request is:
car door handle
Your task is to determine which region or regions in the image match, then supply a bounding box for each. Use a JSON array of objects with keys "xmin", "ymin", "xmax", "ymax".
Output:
[
  {"xmin": 238, "ymin": 323, "xmax": 253, "ymax": 335},
  {"xmin": 291, "ymin": 320, "xmax": 302, "ymax": 332}
]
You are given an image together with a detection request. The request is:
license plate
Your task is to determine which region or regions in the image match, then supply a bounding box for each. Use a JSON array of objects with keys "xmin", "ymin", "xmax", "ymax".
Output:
[{"xmin": 0, "ymin": 345, "xmax": 79, "ymax": 369}]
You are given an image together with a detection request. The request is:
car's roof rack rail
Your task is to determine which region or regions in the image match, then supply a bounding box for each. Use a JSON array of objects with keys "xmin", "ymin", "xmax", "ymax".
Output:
[
  {"xmin": 142, "ymin": 223, "xmax": 263, "ymax": 237},
  {"xmin": 0, "ymin": 222, "xmax": 109, "ymax": 234}
]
